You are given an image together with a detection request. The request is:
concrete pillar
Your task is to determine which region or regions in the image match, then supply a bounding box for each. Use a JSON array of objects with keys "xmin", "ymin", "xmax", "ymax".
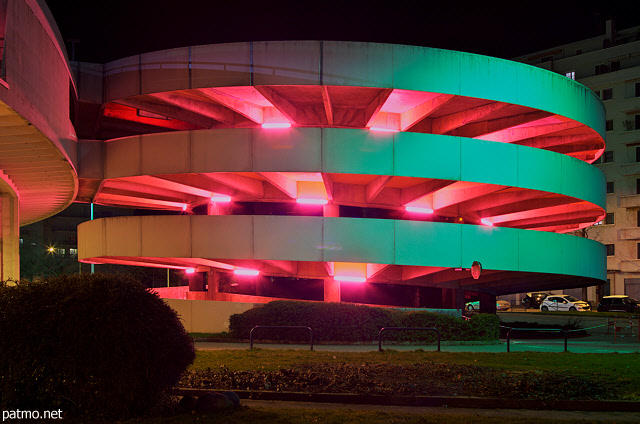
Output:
[
  {"xmin": 324, "ymin": 278, "xmax": 340, "ymax": 302},
  {"xmin": 455, "ymin": 288, "xmax": 465, "ymax": 311},
  {"xmin": 188, "ymin": 271, "xmax": 206, "ymax": 291},
  {"xmin": 255, "ymin": 276, "xmax": 268, "ymax": 297},
  {"xmin": 206, "ymin": 270, "xmax": 223, "ymax": 300},
  {"xmin": 0, "ymin": 193, "xmax": 19, "ymax": 281},
  {"xmin": 323, "ymin": 204, "xmax": 340, "ymax": 217},
  {"xmin": 442, "ymin": 288, "xmax": 455, "ymax": 308},
  {"xmin": 480, "ymin": 293, "xmax": 497, "ymax": 314},
  {"xmin": 412, "ymin": 286, "xmax": 420, "ymax": 308}
]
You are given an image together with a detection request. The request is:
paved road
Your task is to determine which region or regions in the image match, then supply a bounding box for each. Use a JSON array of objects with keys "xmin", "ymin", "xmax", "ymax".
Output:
[{"xmin": 195, "ymin": 312, "xmax": 640, "ymax": 353}]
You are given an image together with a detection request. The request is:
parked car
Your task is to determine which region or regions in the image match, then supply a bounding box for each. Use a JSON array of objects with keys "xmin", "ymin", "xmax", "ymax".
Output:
[
  {"xmin": 465, "ymin": 300, "xmax": 510, "ymax": 312},
  {"xmin": 597, "ymin": 295, "xmax": 640, "ymax": 313},
  {"xmin": 540, "ymin": 295, "xmax": 591, "ymax": 312},
  {"xmin": 522, "ymin": 292, "xmax": 552, "ymax": 309}
]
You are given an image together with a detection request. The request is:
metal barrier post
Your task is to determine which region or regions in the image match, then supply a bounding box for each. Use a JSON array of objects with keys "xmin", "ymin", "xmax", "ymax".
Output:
[
  {"xmin": 249, "ymin": 325, "xmax": 314, "ymax": 350},
  {"xmin": 378, "ymin": 327, "xmax": 440, "ymax": 352},
  {"xmin": 506, "ymin": 328, "xmax": 568, "ymax": 352}
]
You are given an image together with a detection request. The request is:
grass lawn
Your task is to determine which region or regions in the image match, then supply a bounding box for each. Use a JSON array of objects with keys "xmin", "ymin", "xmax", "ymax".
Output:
[
  {"xmin": 58, "ymin": 349, "xmax": 640, "ymax": 423},
  {"xmin": 189, "ymin": 349, "xmax": 640, "ymax": 400}
]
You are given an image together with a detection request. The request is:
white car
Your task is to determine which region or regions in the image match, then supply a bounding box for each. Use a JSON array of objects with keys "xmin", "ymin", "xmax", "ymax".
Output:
[
  {"xmin": 540, "ymin": 295, "xmax": 591, "ymax": 312},
  {"xmin": 465, "ymin": 300, "xmax": 510, "ymax": 312}
]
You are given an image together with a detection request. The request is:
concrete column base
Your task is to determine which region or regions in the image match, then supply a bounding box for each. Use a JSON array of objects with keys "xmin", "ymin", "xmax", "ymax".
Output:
[
  {"xmin": 0, "ymin": 194, "xmax": 19, "ymax": 281},
  {"xmin": 324, "ymin": 278, "xmax": 341, "ymax": 302}
]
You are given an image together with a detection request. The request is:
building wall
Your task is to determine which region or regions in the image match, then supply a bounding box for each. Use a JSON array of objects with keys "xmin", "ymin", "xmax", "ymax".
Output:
[
  {"xmin": 0, "ymin": 0, "xmax": 78, "ymax": 280},
  {"xmin": 159, "ymin": 297, "xmax": 256, "ymax": 333},
  {"xmin": 513, "ymin": 21, "xmax": 640, "ymax": 300},
  {"xmin": 0, "ymin": 0, "xmax": 77, "ymax": 167}
]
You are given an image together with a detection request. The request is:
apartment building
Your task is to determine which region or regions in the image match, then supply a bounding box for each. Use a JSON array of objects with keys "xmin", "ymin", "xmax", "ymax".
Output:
[{"xmin": 514, "ymin": 20, "xmax": 640, "ymax": 301}]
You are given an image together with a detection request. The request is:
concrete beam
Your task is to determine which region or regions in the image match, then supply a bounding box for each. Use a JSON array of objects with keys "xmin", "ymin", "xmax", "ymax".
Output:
[
  {"xmin": 400, "ymin": 94, "xmax": 455, "ymax": 131},
  {"xmin": 149, "ymin": 92, "xmax": 237, "ymax": 125},
  {"xmin": 432, "ymin": 102, "xmax": 509, "ymax": 135},
  {"xmin": 199, "ymin": 87, "xmax": 264, "ymax": 123},
  {"xmin": 259, "ymin": 172, "xmax": 297, "ymax": 198}
]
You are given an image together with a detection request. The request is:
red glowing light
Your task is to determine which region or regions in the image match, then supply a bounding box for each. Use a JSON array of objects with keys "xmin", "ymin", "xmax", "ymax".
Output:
[
  {"xmin": 369, "ymin": 127, "xmax": 399, "ymax": 132},
  {"xmin": 185, "ymin": 268, "xmax": 195, "ymax": 274},
  {"xmin": 262, "ymin": 122, "xmax": 292, "ymax": 129},
  {"xmin": 234, "ymin": 268, "xmax": 260, "ymax": 276},
  {"xmin": 334, "ymin": 276, "xmax": 366, "ymax": 283},
  {"xmin": 480, "ymin": 218, "xmax": 494, "ymax": 227},
  {"xmin": 296, "ymin": 198, "xmax": 328, "ymax": 205},
  {"xmin": 211, "ymin": 195, "xmax": 231, "ymax": 203},
  {"xmin": 405, "ymin": 206, "xmax": 433, "ymax": 214}
]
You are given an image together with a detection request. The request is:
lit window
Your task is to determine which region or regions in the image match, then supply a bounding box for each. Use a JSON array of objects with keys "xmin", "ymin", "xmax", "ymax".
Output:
[
  {"xmin": 69, "ymin": 248, "xmax": 78, "ymax": 257},
  {"xmin": 565, "ymin": 71, "xmax": 575, "ymax": 80},
  {"xmin": 606, "ymin": 244, "xmax": 615, "ymax": 256},
  {"xmin": 601, "ymin": 88, "xmax": 613, "ymax": 100}
]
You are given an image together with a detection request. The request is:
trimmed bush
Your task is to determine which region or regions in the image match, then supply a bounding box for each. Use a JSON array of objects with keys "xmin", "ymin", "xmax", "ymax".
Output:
[
  {"xmin": 0, "ymin": 273, "xmax": 195, "ymax": 418},
  {"xmin": 228, "ymin": 300, "xmax": 498, "ymax": 342}
]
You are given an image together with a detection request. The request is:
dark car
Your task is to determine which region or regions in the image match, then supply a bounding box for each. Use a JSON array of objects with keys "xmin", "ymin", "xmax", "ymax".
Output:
[
  {"xmin": 597, "ymin": 295, "xmax": 640, "ymax": 313},
  {"xmin": 522, "ymin": 292, "xmax": 552, "ymax": 309}
]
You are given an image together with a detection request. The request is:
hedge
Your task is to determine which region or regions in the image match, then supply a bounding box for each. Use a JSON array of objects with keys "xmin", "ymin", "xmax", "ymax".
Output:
[
  {"xmin": 0, "ymin": 273, "xmax": 195, "ymax": 419},
  {"xmin": 229, "ymin": 300, "xmax": 499, "ymax": 342}
]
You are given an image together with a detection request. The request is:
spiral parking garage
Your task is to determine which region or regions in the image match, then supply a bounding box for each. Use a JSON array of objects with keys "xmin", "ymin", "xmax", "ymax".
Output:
[{"xmin": 74, "ymin": 41, "xmax": 607, "ymax": 310}]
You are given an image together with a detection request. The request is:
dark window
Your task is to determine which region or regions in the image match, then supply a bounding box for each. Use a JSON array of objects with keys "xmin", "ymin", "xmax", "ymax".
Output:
[
  {"xmin": 576, "ymin": 49, "xmax": 583, "ymax": 55},
  {"xmin": 637, "ymin": 210, "xmax": 640, "ymax": 227},
  {"xmin": 593, "ymin": 90, "xmax": 600, "ymax": 98},
  {"xmin": 606, "ymin": 244, "xmax": 615, "ymax": 256},
  {"xmin": 636, "ymin": 115, "xmax": 640, "ymax": 131},
  {"xmin": 637, "ymin": 178, "xmax": 640, "ymax": 194},
  {"xmin": 636, "ymin": 82, "xmax": 640, "ymax": 98},
  {"xmin": 541, "ymin": 55, "xmax": 554, "ymax": 63},
  {"xmin": 607, "ymin": 181, "xmax": 614, "ymax": 193},
  {"xmin": 595, "ymin": 64, "xmax": 610, "ymax": 75},
  {"xmin": 606, "ymin": 120, "xmax": 614, "ymax": 131},
  {"xmin": 603, "ymin": 151, "xmax": 614, "ymax": 163},
  {"xmin": 610, "ymin": 60, "xmax": 621, "ymax": 71},
  {"xmin": 605, "ymin": 213, "xmax": 615, "ymax": 225},
  {"xmin": 593, "ymin": 156, "xmax": 602, "ymax": 164},
  {"xmin": 602, "ymin": 88, "xmax": 613, "ymax": 100}
]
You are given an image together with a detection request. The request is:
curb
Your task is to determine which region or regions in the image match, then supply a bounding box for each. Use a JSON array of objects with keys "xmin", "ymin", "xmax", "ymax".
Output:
[{"xmin": 174, "ymin": 388, "xmax": 640, "ymax": 412}]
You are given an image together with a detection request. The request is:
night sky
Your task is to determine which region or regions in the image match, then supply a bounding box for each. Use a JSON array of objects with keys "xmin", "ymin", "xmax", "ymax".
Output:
[{"xmin": 45, "ymin": 0, "xmax": 640, "ymax": 63}]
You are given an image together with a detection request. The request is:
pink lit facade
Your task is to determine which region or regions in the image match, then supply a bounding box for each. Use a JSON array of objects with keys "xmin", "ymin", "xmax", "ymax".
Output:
[
  {"xmin": 72, "ymin": 41, "xmax": 607, "ymax": 311},
  {"xmin": 0, "ymin": 1, "xmax": 607, "ymax": 313}
]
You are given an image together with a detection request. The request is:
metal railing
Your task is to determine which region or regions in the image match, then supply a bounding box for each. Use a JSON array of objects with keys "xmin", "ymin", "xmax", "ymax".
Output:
[
  {"xmin": 249, "ymin": 325, "xmax": 314, "ymax": 350},
  {"xmin": 378, "ymin": 327, "xmax": 441, "ymax": 352},
  {"xmin": 506, "ymin": 328, "xmax": 567, "ymax": 352}
]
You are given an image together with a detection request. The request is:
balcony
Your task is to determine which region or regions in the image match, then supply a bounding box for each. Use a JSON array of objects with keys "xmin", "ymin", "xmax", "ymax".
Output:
[
  {"xmin": 618, "ymin": 228, "xmax": 640, "ymax": 240},
  {"xmin": 620, "ymin": 194, "xmax": 640, "ymax": 209}
]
